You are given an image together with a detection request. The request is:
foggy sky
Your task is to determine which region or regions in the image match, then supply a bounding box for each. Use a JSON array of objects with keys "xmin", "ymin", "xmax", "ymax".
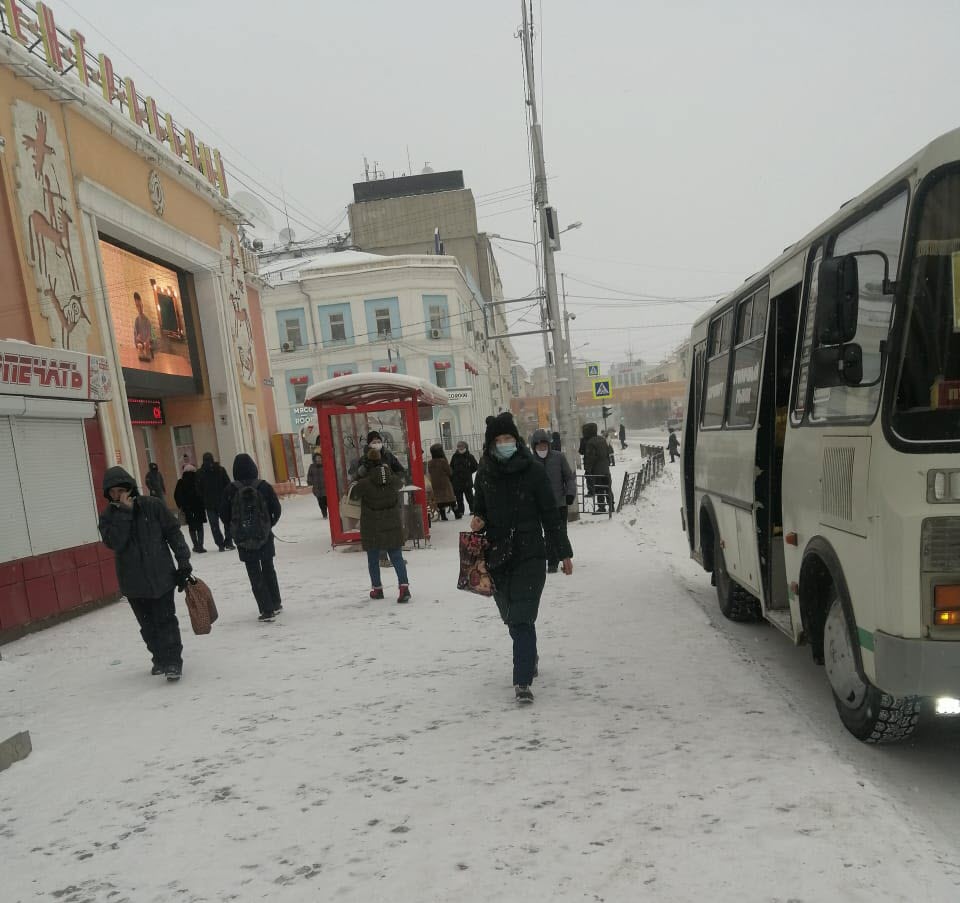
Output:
[{"xmin": 65, "ymin": 0, "xmax": 960, "ymax": 374}]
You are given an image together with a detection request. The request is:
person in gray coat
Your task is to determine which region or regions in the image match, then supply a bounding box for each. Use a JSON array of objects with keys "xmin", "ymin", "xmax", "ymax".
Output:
[
  {"xmin": 98, "ymin": 466, "xmax": 192, "ymax": 681},
  {"xmin": 531, "ymin": 428, "xmax": 576, "ymax": 573}
]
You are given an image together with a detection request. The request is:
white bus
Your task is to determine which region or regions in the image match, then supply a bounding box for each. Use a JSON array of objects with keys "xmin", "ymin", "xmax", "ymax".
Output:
[{"xmin": 682, "ymin": 128, "xmax": 960, "ymax": 743}]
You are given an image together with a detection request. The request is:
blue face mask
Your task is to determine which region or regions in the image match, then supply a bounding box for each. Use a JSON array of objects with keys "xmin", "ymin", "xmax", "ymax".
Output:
[{"xmin": 495, "ymin": 441, "xmax": 518, "ymax": 459}]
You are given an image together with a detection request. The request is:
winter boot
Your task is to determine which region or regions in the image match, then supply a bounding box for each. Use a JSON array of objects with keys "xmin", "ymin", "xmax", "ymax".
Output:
[
  {"xmin": 258, "ymin": 611, "xmax": 276, "ymax": 622},
  {"xmin": 165, "ymin": 664, "xmax": 182, "ymax": 682},
  {"xmin": 151, "ymin": 662, "xmax": 165, "ymax": 676},
  {"xmin": 397, "ymin": 585, "xmax": 411, "ymax": 604},
  {"xmin": 515, "ymin": 685, "xmax": 534, "ymax": 704},
  {"xmin": 370, "ymin": 587, "xmax": 384, "ymax": 600}
]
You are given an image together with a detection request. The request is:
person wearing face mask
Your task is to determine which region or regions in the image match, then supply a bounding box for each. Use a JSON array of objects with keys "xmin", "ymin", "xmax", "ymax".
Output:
[
  {"xmin": 530, "ymin": 428, "xmax": 576, "ymax": 574},
  {"xmin": 450, "ymin": 440, "xmax": 479, "ymax": 518},
  {"xmin": 472, "ymin": 413, "xmax": 573, "ymax": 704},
  {"xmin": 353, "ymin": 430, "xmax": 405, "ymax": 480}
]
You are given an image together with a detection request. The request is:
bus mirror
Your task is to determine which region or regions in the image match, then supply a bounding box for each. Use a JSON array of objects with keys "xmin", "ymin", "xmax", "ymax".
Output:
[
  {"xmin": 811, "ymin": 343, "xmax": 864, "ymax": 388},
  {"xmin": 817, "ymin": 254, "xmax": 859, "ymax": 345}
]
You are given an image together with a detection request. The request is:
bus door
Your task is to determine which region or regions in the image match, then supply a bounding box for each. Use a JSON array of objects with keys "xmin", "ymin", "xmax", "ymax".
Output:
[
  {"xmin": 755, "ymin": 284, "xmax": 800, "ymax": 612},
  {"xmin": 683, "ymin": 340, "xmax": 706, "ymax": 553}
]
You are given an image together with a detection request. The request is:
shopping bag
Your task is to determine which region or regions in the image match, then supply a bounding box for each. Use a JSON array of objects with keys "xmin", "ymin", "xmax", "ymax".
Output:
[
  {"xmin": 339, "ymin": 481, "xmax": 363, "ymax": 521},
  {"xmin": 184, "ymin": 575, "xmax": 219, "ymax": 635},
  {"xmin": 457, "ymin": 531, "xmax": 495, "ymax": 597}
]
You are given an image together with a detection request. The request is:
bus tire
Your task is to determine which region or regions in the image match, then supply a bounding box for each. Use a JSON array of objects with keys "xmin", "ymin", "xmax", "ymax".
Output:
[
  {"xmin": 823, "ymin": 593, "xmax": 920, "ymax": 744},
  {"xmin": 714, "ymin": 540, "xmax": 762, "ymax": 622}
]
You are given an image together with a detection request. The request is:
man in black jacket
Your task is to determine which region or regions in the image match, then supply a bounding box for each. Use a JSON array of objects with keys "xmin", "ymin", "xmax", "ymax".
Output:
[
  {"xmin": 221, "ymin": 453, "xmax": 284, "ymax": 622},
  {"xmin": 582, "ymin": 422, "xmax": 612, "ymax": 512},
  {"xmin": 98, "ymin": 466, "xmax": 192, "ymax": 681},
  {"xmin": 197, "ymin": 451, "xmax": 234, "ymax": 551}
]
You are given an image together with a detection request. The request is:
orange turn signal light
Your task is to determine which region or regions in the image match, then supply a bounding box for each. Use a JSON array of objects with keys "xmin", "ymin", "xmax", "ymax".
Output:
[{"xmin": 934, "ymin": 586, "xmax": 960, "ymax": 625}]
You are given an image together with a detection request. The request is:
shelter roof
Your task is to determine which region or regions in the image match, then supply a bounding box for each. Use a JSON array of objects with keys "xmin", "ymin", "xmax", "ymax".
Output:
[{"xmin": 305, "ymin": 372, "xmax": 449, "ymax": 409}]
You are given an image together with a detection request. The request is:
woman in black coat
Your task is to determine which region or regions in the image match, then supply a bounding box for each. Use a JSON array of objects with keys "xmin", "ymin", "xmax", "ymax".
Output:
[
  {"xmin": 471, "ymin": 413, "xmax": 573, "ymax": 704},
  {"xmin": 450, "ymin": 440, "xmax": 479, "ymax": 517},
  {"xmin": 174, "ymin": 464, "xmax": 207, "ymax": 552}
]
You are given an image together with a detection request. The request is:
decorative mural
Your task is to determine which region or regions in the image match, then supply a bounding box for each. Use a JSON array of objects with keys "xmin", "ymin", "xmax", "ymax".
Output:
[
  {"xmin": 12, "ymin": 101, "xmax": 91, "ymax": 351},
  {"xmin": 220, "ymin": 225, "xmax": 256, "ymax": 387}
]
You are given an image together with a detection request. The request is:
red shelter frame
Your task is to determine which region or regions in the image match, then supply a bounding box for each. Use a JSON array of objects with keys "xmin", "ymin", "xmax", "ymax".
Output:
[{"xmin": 306, "ymin": 374, "xmax": 448, "ymax": 546}]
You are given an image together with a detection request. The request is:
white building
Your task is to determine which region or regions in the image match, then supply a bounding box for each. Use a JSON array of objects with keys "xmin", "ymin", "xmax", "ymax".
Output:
[{"xmin": 260, "ymin": 250, "xmax": 502, "ymax": 453}]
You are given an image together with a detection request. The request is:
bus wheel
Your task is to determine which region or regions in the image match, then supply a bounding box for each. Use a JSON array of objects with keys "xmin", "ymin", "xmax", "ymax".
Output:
[
  {"xmin": 823, "ymin": 594, "xmax": 920, "ymax": 744},
  {"xmin": 714, "ymin": 541, "xmax": 762, "ymax": 622}
]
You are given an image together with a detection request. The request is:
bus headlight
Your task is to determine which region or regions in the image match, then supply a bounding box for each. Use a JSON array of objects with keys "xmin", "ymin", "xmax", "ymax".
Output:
[
  {"xmin": 927, "ymin": 469, "xmax": 960, "ymax": 502},
  {"xmin": 935, "ymin": 697, "xmax": 960, "ymax": 716}
]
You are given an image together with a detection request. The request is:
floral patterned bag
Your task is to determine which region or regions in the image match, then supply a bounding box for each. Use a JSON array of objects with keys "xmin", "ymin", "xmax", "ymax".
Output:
[{"xmin": 457, "ymin": 531, "xmax": 495, "ymax": 597}]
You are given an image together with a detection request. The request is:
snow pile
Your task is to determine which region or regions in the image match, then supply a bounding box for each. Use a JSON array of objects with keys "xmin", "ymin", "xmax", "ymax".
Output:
[{"xmin": 2, "ymin": 438, "xmax": 957, "ymax": 901}]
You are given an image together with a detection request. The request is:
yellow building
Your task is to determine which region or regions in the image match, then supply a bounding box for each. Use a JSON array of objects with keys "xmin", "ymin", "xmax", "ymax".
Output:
[{"xmin": 0, "ymin": 0, "xmax": 276, "ymax": 633}]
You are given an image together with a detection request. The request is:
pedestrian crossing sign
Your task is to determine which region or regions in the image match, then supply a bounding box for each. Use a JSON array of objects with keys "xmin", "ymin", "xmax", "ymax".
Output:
[
  {"xmin": 587, "ymin": 363, "xmax": 600, "ymax": 377},
  {"xmin": 592, "ymin": 378, "xmax": 612, "ymax": 399}
]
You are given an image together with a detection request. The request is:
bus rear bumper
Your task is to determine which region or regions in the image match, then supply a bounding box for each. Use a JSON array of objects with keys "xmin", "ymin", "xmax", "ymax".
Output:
[{"xmin": 874, "ymin": 631, "xmax": 960, "ymax": 697}]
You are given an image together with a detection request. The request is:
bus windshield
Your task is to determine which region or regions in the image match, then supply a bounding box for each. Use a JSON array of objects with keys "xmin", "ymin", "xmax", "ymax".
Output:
[{"xmin": 892, "ymin": 170, "xmax": 960, "ymax": 442}]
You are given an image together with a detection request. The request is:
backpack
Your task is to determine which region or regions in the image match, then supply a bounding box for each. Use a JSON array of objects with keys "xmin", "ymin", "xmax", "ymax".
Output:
[{"xmin": 230, "ymin": 480, "xmax": 272, "ymax": 551}]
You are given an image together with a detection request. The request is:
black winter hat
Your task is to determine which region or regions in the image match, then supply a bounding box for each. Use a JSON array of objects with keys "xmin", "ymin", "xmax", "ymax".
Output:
[
  {"xmin": 232, "ymin": 453, "xmax": 259, "ymax": 481},
  {"xmin": 484, "ymin": 412, "xmax": 521, "ymax": 447},
  {"xmin": 367, "ymin": 430, "xmax": 382, "ymax": 442}
]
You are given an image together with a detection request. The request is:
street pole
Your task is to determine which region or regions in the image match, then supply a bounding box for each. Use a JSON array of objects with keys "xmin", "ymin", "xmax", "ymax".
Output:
[{"xmin": 519, "ymin": 0, "xmax": 574, "ymax": 469}]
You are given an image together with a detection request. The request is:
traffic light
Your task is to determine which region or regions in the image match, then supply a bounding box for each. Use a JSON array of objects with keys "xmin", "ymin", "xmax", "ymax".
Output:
[{"xmin": 602, "ymin": 405, "xmax": 613, "ymax": 420}]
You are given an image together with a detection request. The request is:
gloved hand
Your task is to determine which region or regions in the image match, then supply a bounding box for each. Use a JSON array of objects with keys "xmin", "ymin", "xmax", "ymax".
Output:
[
  {"xmin": 175, "ymin": 565, "xmax": 192, "ymax": 592},
  {"xmin": 565, "ymin": 495, "xmax": 575, "ymax": 507}
]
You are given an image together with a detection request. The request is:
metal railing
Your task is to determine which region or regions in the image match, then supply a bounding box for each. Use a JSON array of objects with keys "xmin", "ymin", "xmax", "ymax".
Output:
[{"xmin": 616, "ymin": 446, "xmax": 665, "ymax": 512}]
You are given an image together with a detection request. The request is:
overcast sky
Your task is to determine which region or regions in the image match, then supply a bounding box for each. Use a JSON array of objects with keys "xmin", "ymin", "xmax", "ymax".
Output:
[{"xmin": 67, "ymin": 0, "xmax": 960, "ymax": 373}]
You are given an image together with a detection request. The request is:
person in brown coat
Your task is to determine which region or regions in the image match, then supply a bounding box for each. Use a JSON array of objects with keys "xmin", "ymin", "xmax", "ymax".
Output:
[{"xmin": 427, "ymin": 443, "xmax": 456, "ymax": 521}]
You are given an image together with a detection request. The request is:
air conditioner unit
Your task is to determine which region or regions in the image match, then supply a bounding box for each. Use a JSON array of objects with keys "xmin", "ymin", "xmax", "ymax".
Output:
[
  {"xmin": 281, "ymin": 341, "xmax": 295, "ymax": 352},
  {"xmin": 430, "ymin": 328, "xmax": 442, "ymax": 339}
]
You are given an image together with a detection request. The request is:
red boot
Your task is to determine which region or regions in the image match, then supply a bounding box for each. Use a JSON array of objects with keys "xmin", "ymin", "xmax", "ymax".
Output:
[
  {"xmin": 397, "ymin": 585, "xmax": 411, "ymax": 604},
  {"xmin": 370, "ymin": 587, "xmax": 384, "ymax": 600}
]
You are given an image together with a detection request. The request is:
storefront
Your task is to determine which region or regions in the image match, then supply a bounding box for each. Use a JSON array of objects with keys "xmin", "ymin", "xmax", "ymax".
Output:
[
  {"xmin": 0, "ymin": 340, "xmax": 116, "ymax": 631},
  {"xmin": 0, "ymin": 2, "xmax": 276, "ymax": 632}
]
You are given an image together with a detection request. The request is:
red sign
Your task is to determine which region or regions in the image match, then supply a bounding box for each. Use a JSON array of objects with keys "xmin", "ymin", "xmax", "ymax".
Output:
[
  {"xmin": 0, "ymin": 339, "xmax": 112, "ymax": 401},
  {"xmin": 289, "ymin": 375, "xmax": 309, "ymax": 385}
]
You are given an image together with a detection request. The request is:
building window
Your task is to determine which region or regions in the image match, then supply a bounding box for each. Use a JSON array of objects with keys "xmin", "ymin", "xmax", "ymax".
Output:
[
  {"xmin": 432, "ymin": 358, "xmax": 454, "ymax": 389},
  {"xmin": 318, "ymin": 303, "xmax": 355, "ymax": 347},
  {"xmin": 276, "ymin": 308, "xmax": 307, "ymax": 350},
  {"xmin": 376, "ymin": 307, "xmax": 392, "ymax": 338},
  {"xmin": 423, "ymin": 294, "xmax": 450, "ymax": 338},
  {"xmin": 283, "ymin": 318, "xmax": 303, "ymax": 348}
]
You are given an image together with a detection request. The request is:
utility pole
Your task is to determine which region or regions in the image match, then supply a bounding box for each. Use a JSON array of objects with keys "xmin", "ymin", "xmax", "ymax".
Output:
[{"xmin": 519, "ymin": 0, "xmax": 574, "ymax": 468}]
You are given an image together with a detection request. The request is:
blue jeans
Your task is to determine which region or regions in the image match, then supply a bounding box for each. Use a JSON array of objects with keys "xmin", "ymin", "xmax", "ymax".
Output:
[{"xmin": 366, "ymin": 548, "xmax": 408, "ymax": 587}]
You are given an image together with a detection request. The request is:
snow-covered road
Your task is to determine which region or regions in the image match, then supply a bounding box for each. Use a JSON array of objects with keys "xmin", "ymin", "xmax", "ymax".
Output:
[{"xmin": 3, "ymin": 441, "xmax": 959, "ymax": 902}]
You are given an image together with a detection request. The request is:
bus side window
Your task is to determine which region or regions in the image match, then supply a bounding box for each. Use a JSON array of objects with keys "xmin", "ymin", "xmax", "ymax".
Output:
[
  {"xmin": 702, "ymin": 310, "xmax": 732, "ymax": 428},
  {"xmin": 792, "ymin": 247, "xmax": 823, "ymax": 422}
]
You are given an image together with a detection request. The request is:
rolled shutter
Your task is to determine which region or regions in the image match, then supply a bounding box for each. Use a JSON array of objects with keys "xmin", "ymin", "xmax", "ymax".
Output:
[{"xmin": 0, "ymin": 417, "xmax": 31, "ymax": 564}]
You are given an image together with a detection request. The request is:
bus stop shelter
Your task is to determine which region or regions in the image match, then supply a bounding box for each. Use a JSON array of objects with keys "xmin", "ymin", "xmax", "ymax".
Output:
[{"xmin": 305, "ymin": 373, "xmax": 449, "ymax": 546}]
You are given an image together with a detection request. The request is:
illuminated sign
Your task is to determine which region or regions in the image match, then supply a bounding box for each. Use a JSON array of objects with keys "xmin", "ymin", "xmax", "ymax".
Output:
[
  {"xmin": 1, "ymin": 0, "xmax": 228, "ymax": 197},
  {"xmin": 0, "ymin": 338, "xmax": 111, "ymax": 401},
  {"xmin": 128, "ymin": 397, "xmax": 164, "ymax": 426}
]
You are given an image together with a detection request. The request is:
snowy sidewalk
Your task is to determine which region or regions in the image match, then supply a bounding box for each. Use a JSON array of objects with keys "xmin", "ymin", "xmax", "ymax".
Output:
[{"xmin": 2, "ymin": 455, "xmax": 958, "ymax": 902}]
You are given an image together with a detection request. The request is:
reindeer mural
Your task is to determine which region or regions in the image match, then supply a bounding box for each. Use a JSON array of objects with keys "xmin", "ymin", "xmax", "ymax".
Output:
[{"xmin": 13, "ymin": 101, "xmax": 89, "ymax": 350}]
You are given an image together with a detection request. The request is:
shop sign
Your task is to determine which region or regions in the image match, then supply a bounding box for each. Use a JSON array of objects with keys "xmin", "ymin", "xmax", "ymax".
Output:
[
  {"xmin": 128, "ymin": 397, "xmax": 164, "ymax": 426},
  {"xmin": 1, "ymin": 0, "xmax": 229, "ymax": 197},
  {"xmin": 446, "ymin": 387, "xmax": 473, "ymax": 406},
  {"xmin": 291, "ymin": 404, "xmax": 313, "ymax": 426},
  {"xmin": 0, "ymin": 338, "xmax": 111, "ymax": 400}
]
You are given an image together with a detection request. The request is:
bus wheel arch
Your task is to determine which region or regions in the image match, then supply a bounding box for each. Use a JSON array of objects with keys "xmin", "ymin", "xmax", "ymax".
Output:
[{"xmin": 800, "ymin": 537, "xmax": 920, "ymax": 744}]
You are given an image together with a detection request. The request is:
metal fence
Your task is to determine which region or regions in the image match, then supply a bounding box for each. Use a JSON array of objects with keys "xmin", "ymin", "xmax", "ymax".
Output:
[{"xmin": 616, "ymin": 446, "xmax": 665, "ymax": 512}]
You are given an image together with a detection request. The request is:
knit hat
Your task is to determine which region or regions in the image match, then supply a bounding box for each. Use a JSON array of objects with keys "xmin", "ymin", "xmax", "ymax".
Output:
[
  {"xmin": 484, "ymin": 412, "xmax": 521, "ymax": 447},
  {"xmin": 367, "ymin": 430, "xmax": 382, "ymax": 443}
]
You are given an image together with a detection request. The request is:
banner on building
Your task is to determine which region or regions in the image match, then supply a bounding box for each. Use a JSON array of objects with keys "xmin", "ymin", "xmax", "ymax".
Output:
[{"xmin": 0, "ymin": 339, "xmax": 112, "ymax": 401}]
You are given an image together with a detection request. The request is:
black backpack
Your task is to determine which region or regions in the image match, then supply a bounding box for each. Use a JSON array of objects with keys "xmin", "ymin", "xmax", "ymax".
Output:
[{"xmin": 230, "ymin": 480, "xmax": 271, "ymax": 551}]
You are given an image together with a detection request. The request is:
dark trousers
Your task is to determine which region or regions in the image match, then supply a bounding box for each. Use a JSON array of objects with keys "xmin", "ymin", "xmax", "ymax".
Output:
[
  {"xmin": 314, "ymin": 493, "xmax": 328, "ymax": 518},
  {"xmin": 547, "ymin": 506, "xmax": 568, "ymax": 569},
  {"xmin": 367, "ymin": 548, "xmax": 409, "ymax": 587},
  {"xmin": 244, "ymin": 557, "xmax": 282, "ymax": 615},
  {"xmin": 509, "ymin": 622, "xmax": 537, "ymax": 686},
  {"xmin": 129, "ymin": 589, "xmax": 182, "ymax": 668},
  {"xmin": 670, "ymin": 450, "xmax": 678, "ymax": 462},
  {"xmin": 187, "ymin": 522, "xmax": 205, "ymax": 550},
  {"xmin": 589, "ymin": 475, "xmax": 612, "ymax": 510},
  {"xmin": 206, "ymin": 508, "xmax": 231, "ymax": 549},
  {"xmin": 437, "ymin": 503, "xmax": 453, "ymax": 521},
  {"xmin": 453, "ymin": 485, "xmax": 474, "ymax": 517}
]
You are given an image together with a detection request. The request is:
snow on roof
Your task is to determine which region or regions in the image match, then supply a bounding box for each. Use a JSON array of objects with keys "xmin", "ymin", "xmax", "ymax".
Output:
[
  {"xmin": 259, "ymin": 250, "xmax": 390, "ymax": 281},
  {"xmin": 305, "ymin": 372, "xmax": 449, "ymax": 409}
]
